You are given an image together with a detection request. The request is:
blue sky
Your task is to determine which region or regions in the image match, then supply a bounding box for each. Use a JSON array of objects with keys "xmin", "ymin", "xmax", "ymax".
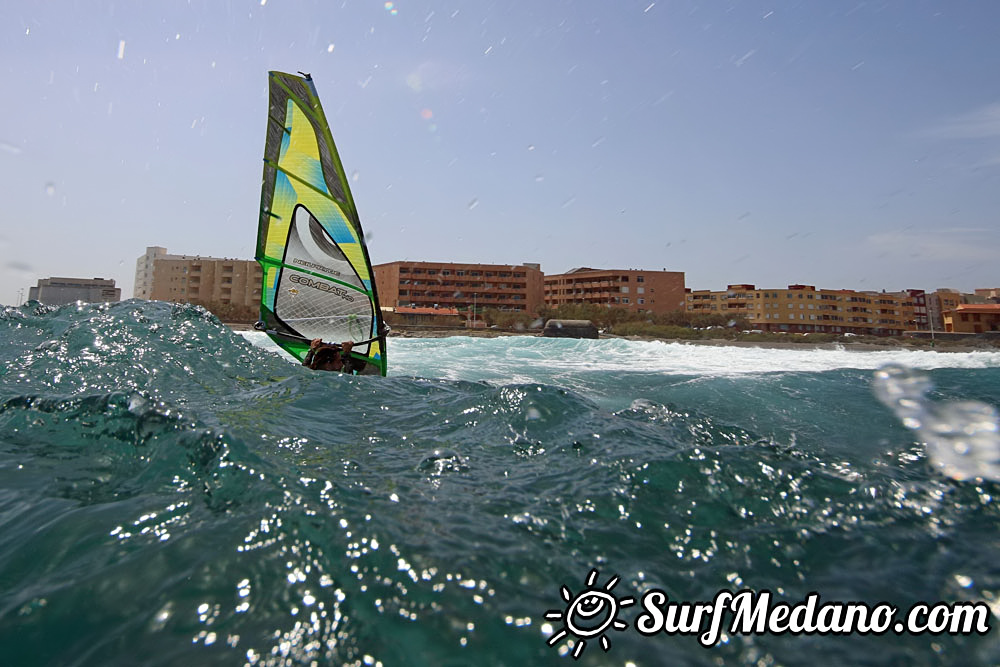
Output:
[{"xmin": 2, "ymin": 1, "xmax": 998, "ymax": 306}]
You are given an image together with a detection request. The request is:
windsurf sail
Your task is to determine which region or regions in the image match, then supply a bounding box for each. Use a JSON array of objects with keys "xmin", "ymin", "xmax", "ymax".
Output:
[{"xmin": 255, "ymin": 71, "xmax": 387, "ymax": 375}]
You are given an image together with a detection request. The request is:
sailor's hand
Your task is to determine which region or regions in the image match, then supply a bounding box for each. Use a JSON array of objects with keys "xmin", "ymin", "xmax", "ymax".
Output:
[
  {"xmin": 310, "ymin": 338, "xmax": 322, "ymax": 349},
  {"xmin": 342, "ymin": 341, "xmax": 354, "ymax": 353}
]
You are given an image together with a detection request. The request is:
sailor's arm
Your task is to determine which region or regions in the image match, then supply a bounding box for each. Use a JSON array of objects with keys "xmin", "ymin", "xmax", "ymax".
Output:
[{"xmin": 302, "ymin": 338, "xmax": 323, "ymax": 366}]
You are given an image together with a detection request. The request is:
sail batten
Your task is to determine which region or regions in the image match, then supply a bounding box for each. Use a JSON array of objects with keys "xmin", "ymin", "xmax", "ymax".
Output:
[{"xmin": 255, "ymin": 71, "xmax": 387, "ymax": 375}]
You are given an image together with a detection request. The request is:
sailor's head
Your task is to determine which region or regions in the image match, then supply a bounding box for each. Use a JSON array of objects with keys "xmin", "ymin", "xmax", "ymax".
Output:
[{"xmin": 313, "ymin": 346, "xmax": 343, "ymax": 371}]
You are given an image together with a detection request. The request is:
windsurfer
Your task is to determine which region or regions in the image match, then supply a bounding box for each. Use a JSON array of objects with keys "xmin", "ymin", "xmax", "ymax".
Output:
[{"xmin": 303, "ymin": 338, "xmax": 359, "ymax": 373}]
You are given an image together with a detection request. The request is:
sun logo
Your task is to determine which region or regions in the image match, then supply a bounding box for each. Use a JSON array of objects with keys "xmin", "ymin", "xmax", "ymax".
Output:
[{"xmin": 544, "ymin": 569, "xmax": 635, "ymax": 659}]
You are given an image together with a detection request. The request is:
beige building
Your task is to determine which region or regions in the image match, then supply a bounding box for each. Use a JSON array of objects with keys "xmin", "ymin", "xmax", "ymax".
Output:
[
  {"xmin": 687, "ymin": 284, "xmax": 916, "ymax": 336},
  {"xmin": 136, "ymin": 247, "xmax": 262, "ymax": 320},
  {"xmin": 943, "ymin": 304, "xmax": 1000, "ymax": 334},
  {"xmin": 374, "ymin": 261, "xmax": 545, "ymax": 315},
  {"xmin": 543, "ymin": 267, "xmax": 686, "ymax": 315},
  {"xmin": 134, "ymin": 246, "xmax": 201, "ymax": 299},
  {"xmin": 148, "ymin": 256, "xmax": 262, "ymax": 308}
]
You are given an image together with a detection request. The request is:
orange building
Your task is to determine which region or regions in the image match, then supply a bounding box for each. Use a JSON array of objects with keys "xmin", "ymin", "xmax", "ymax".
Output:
[
  {"xmin": 543, "ymin": 267, "xmax": 686, "ymax": 315},
  {"xmin": 943, "ymin": 304, "xmax": 1000, "ymax": 334},
  {"xmin": 373, "ymin": 261, "xmax": 544, "ymax": 315}
]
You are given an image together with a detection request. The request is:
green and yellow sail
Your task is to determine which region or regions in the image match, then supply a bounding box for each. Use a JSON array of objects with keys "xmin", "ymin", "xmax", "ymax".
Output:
[{"xmin": 255, "ymin": 71, "xmax": 387, "ymax": 375}]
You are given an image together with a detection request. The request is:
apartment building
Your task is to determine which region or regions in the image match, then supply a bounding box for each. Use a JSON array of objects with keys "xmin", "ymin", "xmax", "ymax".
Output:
[
  {"xmin": 28, "ymin": 277, "xmax": 120, "ymax": 305},
  {"xmin": 686, "ymin": 283, "xmax": 758, "ymax": 319},
  {"xmin": 373, "ymin": 261, "xmax": 544, "ymax": 314},
  {"xmin": 134, "ymin": 246, "xmax": 203, "ymax": 299},
  {"xmin": 687, "ymin": 284, "xmax": 916, "ymax": 336},
  {"xmin": 543, "ymin": 267, "xmax": 686, "ymax": 315},
  {"xmin": 147, "ymin": 256, "xmax": 262, "ymax": 309},
  {"xmin": 136, "ymin": 246, "xmax": 262, "ymax": 319}
]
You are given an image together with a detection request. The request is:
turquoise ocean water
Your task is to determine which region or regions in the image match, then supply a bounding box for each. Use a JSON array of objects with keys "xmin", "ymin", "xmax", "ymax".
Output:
[{"xmin": 2, "ymin": 300, "xmax": 999, "ymax": 666}]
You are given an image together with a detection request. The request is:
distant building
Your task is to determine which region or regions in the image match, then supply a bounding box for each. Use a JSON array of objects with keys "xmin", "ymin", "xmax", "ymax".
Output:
[
  {"xmin": 974, "ymin": 288, "xmax": 1000, "ymax": 304},
  {"xmin": 543, "ymin": 267, "xmax": 686, "ymax": 315},
  {"xmin": 136, "ymin": 247, "xmax": 262, "ymax": 320},
  {"xmin": 383, "ymin": 306, "xmax": 465, "ymax": 328},
  {"xmin": 28, "ymin": 277, "xmax": 121, "ymax": 305},
  {"xmin": 686, "ymin": 284, "xmax": 916, "ymax": 336},
  {"xmin": 373, "ymin": 261, "xmax": 545, "ymax": 315},
  {"xmin": 943, "ymin": 304, "xmax": 1000, "ymax": 334}
]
